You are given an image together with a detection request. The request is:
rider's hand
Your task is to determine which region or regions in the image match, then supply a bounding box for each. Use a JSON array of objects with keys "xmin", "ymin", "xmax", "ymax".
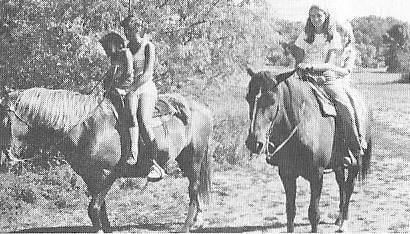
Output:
[
  {"xmin": 323, "ymin": 70, "xmax": 337, "ymax": 82},
  {"xmin": 297, "ymin": 63, "xmax": 312, "ymax": 71},
  {"xmin": 315, "ymin": 76, "xmax": 326, "ymax": 85}
]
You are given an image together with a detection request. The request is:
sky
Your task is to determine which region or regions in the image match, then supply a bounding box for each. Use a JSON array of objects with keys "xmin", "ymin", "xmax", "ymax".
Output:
[{"xmin": 268, "ymin": 0, "xmax": 410, "ymax": 23}]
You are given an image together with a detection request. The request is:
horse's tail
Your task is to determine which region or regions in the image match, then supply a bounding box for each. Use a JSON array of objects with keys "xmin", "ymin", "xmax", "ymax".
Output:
[
  {"xmin": 360, "ymin": 137, "xmax": 372, "ymax": 181},
  {"xmin": 199, "ymin": 144, "xmax": 211, "ymax": 205},
  {"xmin": 193, "ymin": 102, "xmax": 212, "ymax": 206}
]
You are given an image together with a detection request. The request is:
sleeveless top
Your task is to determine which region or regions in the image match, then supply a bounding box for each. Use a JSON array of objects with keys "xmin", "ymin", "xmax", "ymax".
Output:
[{"xmin": 128, "ymin": 38, "xmax": 154, "ymax": 86}]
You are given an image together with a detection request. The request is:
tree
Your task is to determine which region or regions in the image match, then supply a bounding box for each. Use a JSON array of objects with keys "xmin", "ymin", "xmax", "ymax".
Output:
[
  {"xmin": 352, "ymin": 16, "xmax": 402, "ymax": 68},
  {"xmin": 383, "ymin": 24, "xmax": 409, "ymax": 72}
]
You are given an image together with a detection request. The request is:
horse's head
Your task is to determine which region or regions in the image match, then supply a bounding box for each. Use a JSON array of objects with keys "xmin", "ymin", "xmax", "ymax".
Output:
[
  {"xmin": 245, "ymin": 68, "xmax": 283, "ymax": 155},
  {"xmin": 0, "ymin": 88, "xmax": 27, "ymax": 161}
]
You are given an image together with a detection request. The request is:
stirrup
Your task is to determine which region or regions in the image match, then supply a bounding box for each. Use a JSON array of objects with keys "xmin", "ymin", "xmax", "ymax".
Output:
[
  {"xmin": 344, "ymin": 150, "xmax": 358, "ymax": 167},
  {"xmin": 147, "ymin": 160, "xmax": 166, "ymax": 182}
]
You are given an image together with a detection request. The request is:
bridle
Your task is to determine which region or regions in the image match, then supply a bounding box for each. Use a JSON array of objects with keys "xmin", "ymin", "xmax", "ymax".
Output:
[{"xmin": 251, "ymin": 83, "xmax": 306, "ymax": 159}]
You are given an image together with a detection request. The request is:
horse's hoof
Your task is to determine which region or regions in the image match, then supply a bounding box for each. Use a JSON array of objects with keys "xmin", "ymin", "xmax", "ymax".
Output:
[
  {"xmin": 192, "ymin": 212, "xmax": 205, "ymax": 230},
  {"xmin": 336, "ymin": 220, "xmax": 349, "ymax": 233},
  {"xmin": 180, "ymin": 226, "xmax": 190, "ymax": 233},
  {"xmin": 335, "ymin": 217, "xmax": 342, "ymax": 226}
]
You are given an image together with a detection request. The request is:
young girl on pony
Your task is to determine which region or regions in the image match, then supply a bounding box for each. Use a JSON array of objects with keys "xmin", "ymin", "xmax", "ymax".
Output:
[{"xmin": 99, "ymin": 16, "xmax": 165, "ymax": 182}]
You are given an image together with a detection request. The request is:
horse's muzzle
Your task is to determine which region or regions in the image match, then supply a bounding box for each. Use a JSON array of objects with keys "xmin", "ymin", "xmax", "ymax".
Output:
[{"xmin": 245, "ymin": 135, "xmax": 264, "ymax": 155}]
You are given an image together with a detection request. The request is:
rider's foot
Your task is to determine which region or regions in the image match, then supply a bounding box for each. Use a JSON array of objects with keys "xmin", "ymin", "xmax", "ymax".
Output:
[
  {"xmin": 344, "ymin": 149, "xmax": 359, "ymax": 167},
  {"xmin": 147, "ymin": 161, "xmax": 166, "ymax": 182},
  {"xmin": 360, "ymin": 138, "xmax": 367, "ymax": 151},
  {"xmin": 126, "ymin": 157, "xmax": 137, "ymax": 165}
]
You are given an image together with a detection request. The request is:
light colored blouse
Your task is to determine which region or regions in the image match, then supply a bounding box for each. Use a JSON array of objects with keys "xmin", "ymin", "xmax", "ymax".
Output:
[{"xmin": 295, "ymin": 32, "xmax": 342, "ymax": 64}]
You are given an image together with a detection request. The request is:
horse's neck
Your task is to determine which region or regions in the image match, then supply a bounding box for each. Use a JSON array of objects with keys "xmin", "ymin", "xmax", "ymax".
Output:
[{"xmin": 279, "ymin": 80, "xmax": 297, "ymax": 128}]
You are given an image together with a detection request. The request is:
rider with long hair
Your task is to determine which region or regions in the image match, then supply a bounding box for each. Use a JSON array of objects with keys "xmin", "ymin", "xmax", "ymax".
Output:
[{"xmin": 295, "ymin": 4, "xmax": 363, "ymax": 166}]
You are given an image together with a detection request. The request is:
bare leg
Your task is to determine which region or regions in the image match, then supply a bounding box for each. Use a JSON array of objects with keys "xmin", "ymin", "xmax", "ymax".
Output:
[
  {"xmin": 138, "ymin": 91, "xmax": 165, "ymax": 181},
  {"xmin": 126, "ymin": 91, "xmax": 140, "ymax": 164}
]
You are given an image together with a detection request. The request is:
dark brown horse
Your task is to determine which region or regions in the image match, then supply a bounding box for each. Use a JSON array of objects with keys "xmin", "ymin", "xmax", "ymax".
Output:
[
  {"xmin": 0, "ymin": 87, "xmax": 212, "ymax": 232},
  {"xmin": 245, "ymin": 68, "xmax": 372, "ymax": 232}
]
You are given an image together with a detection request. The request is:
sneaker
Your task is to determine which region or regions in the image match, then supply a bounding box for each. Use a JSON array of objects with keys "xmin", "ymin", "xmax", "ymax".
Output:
[{"xmin": 147, "ymin": 161, "xmax": 166, "ymax": 182}]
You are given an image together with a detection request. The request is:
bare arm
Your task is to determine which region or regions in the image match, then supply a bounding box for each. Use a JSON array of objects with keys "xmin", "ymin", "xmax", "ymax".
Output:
[
  {"xmin": 125, "ymin": 42, "xmax": 155, "ymax": 93},
  {"xmin": 142, "ymin": 42, "xmax": 155, "ymax": 76}
]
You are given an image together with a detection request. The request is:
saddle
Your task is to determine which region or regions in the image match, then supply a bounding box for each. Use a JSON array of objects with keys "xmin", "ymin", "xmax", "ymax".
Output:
[
  {"xmin": 299, "ymin": 71, "xmax": 336, "ymax": 117},
  {"xmin": 154, "ymin": 93, "xmax": 190, "ymax": 125},
  {"xmin": 309, "ymin": 81, "xmax": 337, "ymax": 117},
  {"xmin": 106, "ymin": 90, "xmax": 191, "ymax": 126}
]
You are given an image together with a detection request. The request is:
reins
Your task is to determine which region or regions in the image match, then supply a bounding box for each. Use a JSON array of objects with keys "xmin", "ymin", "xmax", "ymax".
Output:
[{"xmin": 265, "ymin": 101, "xmax": 305, "ymax": 158}]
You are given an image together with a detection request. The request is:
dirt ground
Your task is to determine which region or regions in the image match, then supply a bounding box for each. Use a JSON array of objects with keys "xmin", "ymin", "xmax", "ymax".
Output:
[{"xmin": 2, "ymin": 72, "xmax": 410, "ymax": 233}]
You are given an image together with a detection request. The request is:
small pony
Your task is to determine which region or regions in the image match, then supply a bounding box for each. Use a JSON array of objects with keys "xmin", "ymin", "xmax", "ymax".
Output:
[{"xmin": 0, "ymin": 87, "xmax": 213, "ymax": 232}]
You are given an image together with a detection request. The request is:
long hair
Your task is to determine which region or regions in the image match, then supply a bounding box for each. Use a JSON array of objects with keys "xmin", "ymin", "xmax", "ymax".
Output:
[
  {"xmin": 337, "ymin": 20, "xmax": 355, "ymax": 48},
  {"xmin": 99, "ymin": 32, "xmax": 127, "ymax": 57},
  {"xmin": 304, "ymin": 5, "xmax": 335, "ymax": 44},
  {"xmin": 11, "ymin": 88, "xmax": 115, "ymax": 133}
]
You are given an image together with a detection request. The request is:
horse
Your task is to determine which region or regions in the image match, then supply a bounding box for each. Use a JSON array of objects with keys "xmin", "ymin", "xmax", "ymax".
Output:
[
  {"xmin": 244, "ymin": 68, "xmax": 372, "ymax": 232},
  {"xmin": 0, "ymin": 87, "xmax": 212, "ymax": 232}
]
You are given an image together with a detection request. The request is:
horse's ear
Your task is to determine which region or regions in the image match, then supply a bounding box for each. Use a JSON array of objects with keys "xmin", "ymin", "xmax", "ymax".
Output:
[{"xmin": 246, "ymin": 68, "xmax": 255, "ymax": 77}]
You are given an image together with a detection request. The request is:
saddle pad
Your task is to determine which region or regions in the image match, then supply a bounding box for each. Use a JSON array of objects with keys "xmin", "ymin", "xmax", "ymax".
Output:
[
  {"xmin": 308, "ymin": 82, "xmax": 337, "ymax": 117},
  {"xmin": 107, "ymin": 91, "xmax": 191, "ymax": 125},
  {"xmin": 154, "ymin": 93, "xmax": 191, "ymax": 125}
]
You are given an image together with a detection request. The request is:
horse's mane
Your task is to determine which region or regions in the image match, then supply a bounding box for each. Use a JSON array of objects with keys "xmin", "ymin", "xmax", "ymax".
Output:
[
  {"xmin": 11, "ymin": 88, "xmax": 115, "ymax": 132},
  {"xmin": 248, "ymin": 70, "xmax": 314, "ymax": 111}
]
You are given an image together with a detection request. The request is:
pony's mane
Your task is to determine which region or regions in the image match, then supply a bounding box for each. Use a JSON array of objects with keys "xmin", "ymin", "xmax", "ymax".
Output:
[{"xmin": 11, "ymin": 88, "xmax": 115, "ymax": 132}]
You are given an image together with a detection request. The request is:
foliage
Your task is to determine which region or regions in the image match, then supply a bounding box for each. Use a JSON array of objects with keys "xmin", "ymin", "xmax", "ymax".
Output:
[
  {"xmin": 0, "ymin": 0, "xmax": 284, "ymax": 92},
  {"xmin": 351, "ymin": 16, "xmax": 404, "ymax": 68},
  {"xmin": 382, "ymin": 24, "xmax": 410, "ymax": 72}
]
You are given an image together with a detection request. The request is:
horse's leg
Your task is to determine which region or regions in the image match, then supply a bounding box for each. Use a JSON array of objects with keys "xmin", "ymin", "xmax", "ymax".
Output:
[
  {"xmin": 100, "ymin": 201, "xmax": 110, "ymax": 229},
  {"xmin": 334, "ymin": 167, "xmax": 346, "ymax": 230},
  {"xmin": 87, "ymin": 171, "xmax": 116, "ymax": 232},
  {"xmin": 339, "ymin": 166, "xmax": 359, "ymax": 232},
  {"xmin": 308, "ymin": 173, "xmax": 323, "ymax": 233},
  {"xmin": 182, "ymin": 148, "xmax": 202, "ymax": 232},
  {"xmin": 280, "ymin": 173, "xmax": 297, "ymax": 233}
]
